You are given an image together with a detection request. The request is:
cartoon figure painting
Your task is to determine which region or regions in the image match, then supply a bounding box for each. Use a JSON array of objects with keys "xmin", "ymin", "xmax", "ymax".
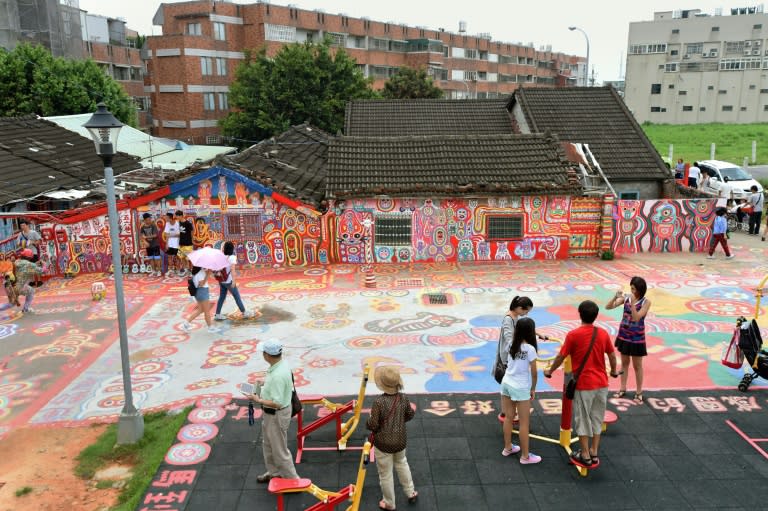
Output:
[
  {"xmin": 650, "ymin": 201, "xmax": 684, "ymax": 252},
  {"xmin": 234, "ymin": 182, "xmax": 248, "ymax": 206},
  {"xmin": 198, "ymin": 179, "xmax": 212, "ymax": 208},
  {"xmin": 217, "ymin": 175, "xmax": 229, "ymax": 211},
  {"xmin": 613, "ymin": 200, "xmax": 647, "ymax": 253}
]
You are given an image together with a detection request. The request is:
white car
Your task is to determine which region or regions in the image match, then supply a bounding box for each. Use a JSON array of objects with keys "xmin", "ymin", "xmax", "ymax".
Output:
[{"xmin": 698, "ymin": 160, "xmax": 763, "ymax": 199}]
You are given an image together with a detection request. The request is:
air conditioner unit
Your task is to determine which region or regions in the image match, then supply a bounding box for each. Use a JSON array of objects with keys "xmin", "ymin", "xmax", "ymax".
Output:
[
  {"xmin": 683, "ymin": 54, "xmax": 691, "ymax": 59},
  {"xmin": 765, "ymin": 49, "xmax": 768, "ymax": 55},
  {"xmin": 756, "ymin": 40, "xmax": 762, "ymax": 47},
  {"xmin": 745, "ymin": 41, "xmax": 752, "ymax": 47},
  {"xmin": 753, "ymin": 49, "xmax": 761, "ymax": 55},
  {"xmin": 744, "ymin": 48, "xmax": 753, "ymax": 54},
  {"xmin": 702, "ymin": 53, "xmax": 709, "ymax": 57},
  {"xmin": 710, "ymin": 50, "xmax": 719, "ymax": 57}
]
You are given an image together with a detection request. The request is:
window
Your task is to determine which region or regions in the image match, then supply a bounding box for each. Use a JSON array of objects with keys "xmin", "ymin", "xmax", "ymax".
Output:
[
  {"xmin": 206, "ymin": 135, "xmax": 220, "ymax": 144},
  {"xmin": 186, "ymin": 22, "xmax": 201, "ymax": 36},
  {"xmin": 218, "ymin": 92, "xmax": 228, "ymax": 110},
  {"xmin": 327, "ymin": 32, "xmax": 347, "ymax": 47},
  {"xmin": 650, "ymin": 106, "xmax": 662, "ymax": 112},
  {"xmin": 700, "ymin": 107, "xmax": 706, "ymax": 111},
  {"xmin": 201, "ymin": 57, "xmax": 213, "ymax": 75},
  {"xmin": 754, "ymin": 24, "xmax": 763, "ymax": 29},
  {"xmin": 651, "ymin": 83, "xmax": 661, "ymax": 94},
  {"xmin": 203, "ymin": 93, "xmax": 215, "ymax": 111},
  {"xmin": 741, "ymin": 106, "xmax": 747, "ymax": 111},
  {"xmin": 375, "ymin": 215, "xmax": 412, "ymax": 245},
  {"xmin": 265, "ymin": 24, "xmax": 296, "ymax": 42},
  {"xmin": 619, "ymin": 192, "xmax": 640, "ymax": 200},
  {"xmin": 672, "ymin": 29, "xmax": 680, "ymax": 34},
  {"xmin": 722, "ymin": 105, "xmax": 733, "ymax": 111},
  {"xmin": 749, "ymin": 84, "xmax": 756, "ymax": 89},
  {"xmin": 464, "ymin": 48, "xmax": 478, "ymax": 59},
  {"xmin": 764, "ymin": 105, "xmax": 768, "ymax": 111},
  {"xmin": 678, "ymin": 90, "xmax": 687, "ymax": 95},
  {"xmin": 725, "ymin": 41, "xmax": 744, "ymax": 53},
  {"xmin": 670, "ymin": 49, "xmax": 679, "ymax": 56},
  {"xmin": 628, "ymin": 43, "xmax": 667, "ymax": 54},
  {"xmin": 682, "ymin": 105, "xmax": 693, "ymax": 111},
  {"xmin": 668, "ymin": 84, "xmax": 675, "ymax": 89},
  {"xmin": 216, "ymin": 57, "xmax": 227, "ymax": 76},
  {"xmin": 761, "ymin": 89, "xmax": 768, "ymax": 93},
  {"xmin": 665, "ymin": 63, "xmax": 678, "ymax": 72},
  {"xmin": 711, "ymin": 26, "xmax": 719, "ymax": 32},
  {"xmin": 213, "ymin": 22, "xmax": 226, "ymax": 41},
  {"xmin": 486, "ymin": 215, "xmax": 523, "ymax": 240},
  {"xmin": 685, "ymin": 42, "xmax": 703, "ymax": 55},
  {"xmin": 719, "ymin": 89, "xmax": 727, "ymax": 94},
  {"xmin": 224, "ymin": 213, "xmax": 263, "ymax": 239},
  {"xmin": 708, "ymin": 85, "xmax": 715, "ymax": 90}
]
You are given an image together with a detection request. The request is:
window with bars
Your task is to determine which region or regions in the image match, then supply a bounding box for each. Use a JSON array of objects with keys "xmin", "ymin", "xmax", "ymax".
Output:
[
  {"xmin": 486, "ymin": 215, "xmax": 523, "ymax": 240},
  {"xmin": 265, "ymin": 24, "xmax": 296, "ymax": 42},
  {"xmin": 224, "ymin": 213, "xmax": 263, "ymax": 239},
  {"xmin": 375, "ymin": 215, "xmax": 412, "ymax": 245}
]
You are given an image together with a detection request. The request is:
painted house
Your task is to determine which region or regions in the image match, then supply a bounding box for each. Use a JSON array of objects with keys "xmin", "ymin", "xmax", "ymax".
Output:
[{"xmin": 325, "ymin": 133, "xmax": 600, "ymax": 262}]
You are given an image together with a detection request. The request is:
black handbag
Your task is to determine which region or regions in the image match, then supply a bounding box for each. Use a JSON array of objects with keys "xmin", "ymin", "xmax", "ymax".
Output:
[
  {"xmin": 493, "ymin": 351, "xmax": 506, "ymax": 384},
  {"xmin": 290, "ymin": 374, "xmax": 301, "ymax": 417},
  {"xmin": 565, "ymin": 327, "xmax": 598, "ymax": 400}
]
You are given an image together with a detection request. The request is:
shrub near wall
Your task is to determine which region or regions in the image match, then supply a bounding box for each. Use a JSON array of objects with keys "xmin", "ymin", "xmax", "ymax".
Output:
[{"xmin": 612, "ymin": 198, "xmax": 720, "ymax": 254}]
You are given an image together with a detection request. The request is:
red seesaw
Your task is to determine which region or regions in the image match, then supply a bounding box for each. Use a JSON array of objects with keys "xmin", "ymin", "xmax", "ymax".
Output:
[{"xmin": 295, "ymin": 365, "xmax": 370, "ymax": 463}]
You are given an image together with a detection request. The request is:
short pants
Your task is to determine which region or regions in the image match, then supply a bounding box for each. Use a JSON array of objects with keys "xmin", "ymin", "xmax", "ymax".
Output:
[
  {"xmin": 195, "ymin": 286, "xmax": 210, "ymax": 302},
  {"xmin": 500, "ymin": 383, "xmax": 531, "ymax": 401}
]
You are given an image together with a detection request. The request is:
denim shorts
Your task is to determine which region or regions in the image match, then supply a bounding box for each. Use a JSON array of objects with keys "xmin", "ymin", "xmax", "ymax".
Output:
[
  {"xmin": 195, "ymin": 286, "xmax": 210, "ymax": 302},
  {"xmin": 500, "ymin": 383, "xmax": 531, "ymax": 401}
]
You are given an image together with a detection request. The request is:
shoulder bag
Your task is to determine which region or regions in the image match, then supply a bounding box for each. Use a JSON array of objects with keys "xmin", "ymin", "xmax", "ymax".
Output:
[
  {"xmin": 290, "ymin": 374, "xmax": 301, "ymax": 417},
  {"xmin": 565, "ymin": 327, "xmax": 598, "ymax": 400}
]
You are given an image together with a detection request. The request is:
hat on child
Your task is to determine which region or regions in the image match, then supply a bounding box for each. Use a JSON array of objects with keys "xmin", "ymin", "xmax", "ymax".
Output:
[
  {"xmin": 374, "ymin": 365, "xmax": 404, "ymax": 394},
  {"xmin": 260, "ymin": 339, "xmax": 283, "ymax": 356}
]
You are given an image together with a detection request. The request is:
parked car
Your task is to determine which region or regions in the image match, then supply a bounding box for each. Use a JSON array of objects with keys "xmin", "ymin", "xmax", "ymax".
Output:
[{"xmin": 697, "ymin": 160, "xmax": 763, "ymax": 199}]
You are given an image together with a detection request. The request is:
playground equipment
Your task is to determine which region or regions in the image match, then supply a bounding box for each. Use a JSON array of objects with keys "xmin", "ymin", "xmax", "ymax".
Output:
[
  {"xmin": 268, "ymin": 441, "xmax": 372, "ymax": 511},
  {"xmin": 529, "ymin": 355, "xmax": 618, "ymax": 477},
  {"xmin": 730, "ymin": 274, "xmax": 768, "ymax": 391},
  {"xmin": 294, "ymin": 365, "xmax": 370, "ymax": 463}
]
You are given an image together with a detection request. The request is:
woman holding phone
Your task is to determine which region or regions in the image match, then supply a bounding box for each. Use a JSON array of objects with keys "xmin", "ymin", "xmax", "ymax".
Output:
[{"xmin": 606, "ymin": 276, "xmax": 651, "ymax": 403}]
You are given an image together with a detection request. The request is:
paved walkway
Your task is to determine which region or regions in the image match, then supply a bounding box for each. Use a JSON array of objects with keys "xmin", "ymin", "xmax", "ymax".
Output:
[{"xmin": 138, "ymin": 389, "xmax": 768, "ymax": 511}]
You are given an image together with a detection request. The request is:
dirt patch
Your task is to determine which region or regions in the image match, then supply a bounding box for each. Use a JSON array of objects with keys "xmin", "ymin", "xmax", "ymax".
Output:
[{"xmin": 0, "ymin": 425, "xmax": 120, "ymax": 511}]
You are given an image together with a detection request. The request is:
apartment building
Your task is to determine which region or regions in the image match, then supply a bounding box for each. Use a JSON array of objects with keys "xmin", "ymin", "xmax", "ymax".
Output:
[
  {"xmin": 0, "ymin": 1, "xmax": 149, "ymax": 129},
  {"xmin": 146, "ymin": 0, "xmax": 583, "ymax": 144},
  {"xmin": 625, "ymin": 6, "xmax": 768, "ymax": 124}
]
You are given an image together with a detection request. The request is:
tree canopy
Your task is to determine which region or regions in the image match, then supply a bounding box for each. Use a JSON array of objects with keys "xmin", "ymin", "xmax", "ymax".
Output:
[
  {"xmin": 382, "ymin": 67, "xmax": 444, "ymax": 99},
  {"xmin": 220, "ymin": 39, "xmax": 377, "ymax": 144},
  {"xmin": 0, "ymin": 43, "xmax": 137, "ymax": 125}
]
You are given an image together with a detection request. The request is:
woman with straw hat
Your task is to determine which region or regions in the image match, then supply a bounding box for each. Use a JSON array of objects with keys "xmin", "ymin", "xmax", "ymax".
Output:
[{"xmin": 366, "ymin": 366, "xmax": 418, "ymax": 510}]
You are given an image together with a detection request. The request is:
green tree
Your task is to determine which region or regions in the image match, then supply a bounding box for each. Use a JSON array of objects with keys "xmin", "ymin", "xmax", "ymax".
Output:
[
  {"xmin": 382, "ymin": 66, "xmax": 444, "ymax": 99},
  {"xmin": 0, "ymin": 43, "xmax": 137, "ymax": 125},
  {"xmin": 221, "ymin": 39, "xmax": 377, "ymax": 143}
]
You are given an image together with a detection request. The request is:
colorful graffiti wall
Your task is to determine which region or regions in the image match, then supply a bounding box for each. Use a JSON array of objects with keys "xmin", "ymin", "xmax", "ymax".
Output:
[
  {"xmin": 138, "ymin": 169, "xmax": 322, "ymax": 268},
  {"xmin": 329, "ymin": 196, "xmax": 603, "ymax": 264},
  {"xmin": 612, "ymin": 198, "xmax": 721, "ymax": 254}
]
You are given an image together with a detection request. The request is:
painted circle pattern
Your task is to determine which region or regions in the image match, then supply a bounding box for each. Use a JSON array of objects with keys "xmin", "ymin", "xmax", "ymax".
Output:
[
  {"xmin": 188, "ymin": 406, "xmax": 226, "ymax": 423},
  {"xmin": 196, "ymin": 396, "xmax": 231, "ymax": 408},
  {"xmin": 165, "ymin": 442, "xmax": 211, "ymax": 465},
  {"xmin": 177, "ymin": 423, "xmax": 219, "ymax": 443}
]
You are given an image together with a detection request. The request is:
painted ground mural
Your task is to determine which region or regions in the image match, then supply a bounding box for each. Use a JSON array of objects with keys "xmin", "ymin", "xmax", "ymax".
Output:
[{"xmin": 1, "ymin": 246, "xmax": 766, "ymax": 438}]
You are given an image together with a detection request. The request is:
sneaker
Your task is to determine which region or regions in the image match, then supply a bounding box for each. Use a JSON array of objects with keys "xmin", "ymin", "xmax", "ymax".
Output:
[
  {"xmin": 520, "ymin": 453, "xmax": 542, "ymax": 465},
  {"xmin": 208, "ymin": 326, "xmax": 223, "ymax": 334},
  {"xmin": 180, "ymin": 321, "xmax": 193, "ymax": 332},
  {"xmin": 243, "ymin": 310, "xmax": 256, "ymax": 319},
  {"xmin": 214, "ymin": 314, "xmax": 227, "ymax": 321},
  {"xmin": 502, "ymin": 445, "xmax": 521, "ymax": 456},
  {"xmin": 22, "ymin": 308, "xmax": 33, "ymax": 314},
  {"xmin": 726, "ymin": 254, "xmax": 735, "ymax": 259},
  {"xmin": 707, "ymin": 254, "xmax": 715, "ymax": 259}
]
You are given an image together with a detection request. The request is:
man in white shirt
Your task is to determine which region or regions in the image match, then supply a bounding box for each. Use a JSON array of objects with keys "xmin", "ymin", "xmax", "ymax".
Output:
[
  {"xmin": 687, "ymin": 162, "xmax": 701, "ymax": 188},
  {"xmin": 748, "ymin": 185, "xmax": 764, "ymax": 236},
  {"xmin": 162, "ymin": 212, "xmax": 181, "ymax": 276}
]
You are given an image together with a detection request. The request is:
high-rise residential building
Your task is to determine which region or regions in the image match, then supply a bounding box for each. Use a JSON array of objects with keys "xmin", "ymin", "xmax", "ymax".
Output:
[
  {"xmin": 625, "ymin": 6, "xmax": 768, "ymax": 124},
  {"xmin": 0, "ymin": 1, "xmax": 149, "ymax": 129},
  {"xmin": 146, "ymin": 0, "xmax": 584, "ymax": 144}
]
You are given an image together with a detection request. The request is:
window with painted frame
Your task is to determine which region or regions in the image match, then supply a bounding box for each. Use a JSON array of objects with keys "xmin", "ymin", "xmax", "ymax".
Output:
[
  {"xmin": 374, "ymin": 214, "xmax": 412, "ymax": 245},
  {"xmin": 224, "ymin": 213, "xmax": 263, "ymax": 239},
  {"xmin": 486, "ymin": 215, "xmax": 524, "ymax": 241}
]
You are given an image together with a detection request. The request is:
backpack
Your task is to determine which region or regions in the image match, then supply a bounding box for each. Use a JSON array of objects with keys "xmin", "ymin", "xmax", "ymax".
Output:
[
  {"xmin": 213, "ymin": 266, "xmax": 230, "ymax": 283},
  {"xmin": 187, "ymin": 277, "xmax": 197, "ymax": 296}
]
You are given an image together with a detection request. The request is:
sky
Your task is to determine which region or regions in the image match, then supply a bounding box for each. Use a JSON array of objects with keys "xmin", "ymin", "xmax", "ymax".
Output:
[{"xmin": 78, "ymin": 0, "xmax": 737, "ymax": 82}]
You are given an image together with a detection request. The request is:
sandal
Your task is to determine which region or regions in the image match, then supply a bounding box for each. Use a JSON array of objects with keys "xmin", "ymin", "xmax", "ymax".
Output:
[
  {"xmin": 379, "ymin": 499, "xmax": 396, "ymax": 511},
  {"xmin": 408, "ymin": 491, "xmax": 418, "ymax": 504},
  {"xmin": 570, "ymin": 450, "xmax": 593, "ymax": 467},
  {"xmin": 634, "ymin": 393, "xmax": 644, "ymax": 404},
  {"xmin": 613, "ymin": 390, "xmax": 627, "ymax": 399}
]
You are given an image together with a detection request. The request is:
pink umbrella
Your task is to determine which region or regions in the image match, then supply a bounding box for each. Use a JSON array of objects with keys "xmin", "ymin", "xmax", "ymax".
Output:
[{"xmin": 187, "ymin": 247, "xmax": 230, "ymax": 271}]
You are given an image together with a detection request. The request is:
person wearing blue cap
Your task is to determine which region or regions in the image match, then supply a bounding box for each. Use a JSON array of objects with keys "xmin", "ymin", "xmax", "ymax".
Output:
[{"xmin": 244, "ymin": 339, "xmax": 299, "ymax": 483}]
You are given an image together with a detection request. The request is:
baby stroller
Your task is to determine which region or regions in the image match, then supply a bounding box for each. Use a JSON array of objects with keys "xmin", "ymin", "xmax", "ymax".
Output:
[{"xmin": 735, "ymin": 316, "xmax": 768, "ymax": 391}]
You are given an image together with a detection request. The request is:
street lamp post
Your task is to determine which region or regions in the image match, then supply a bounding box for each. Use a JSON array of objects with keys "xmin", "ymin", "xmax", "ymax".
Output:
[
  {"xmin": 83, "ymin": 103, "xmax": 144, "ymax": 444},
  {"xmin": 569, "ymin": 26, "xmax": 590, "ymax": 87}
]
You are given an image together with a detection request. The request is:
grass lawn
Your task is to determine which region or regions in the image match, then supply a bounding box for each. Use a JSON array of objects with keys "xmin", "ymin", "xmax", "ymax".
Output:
[
  {"xmin": 75, "ymin": 409, "xmax": 190, "ymax": 511},
  {"xmin": 642, "ymin": 123, "xmax": 768, "ymax": 165}
]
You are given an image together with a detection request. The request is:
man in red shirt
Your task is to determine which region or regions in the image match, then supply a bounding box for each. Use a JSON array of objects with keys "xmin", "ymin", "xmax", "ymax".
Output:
[{"xmin": 544, "ymin": 300, "xmax": 620, "ymax": 467}]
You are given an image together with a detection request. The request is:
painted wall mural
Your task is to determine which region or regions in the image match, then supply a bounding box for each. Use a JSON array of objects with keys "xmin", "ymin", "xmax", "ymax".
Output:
[
  {"xmin": 330, "ymin": 196, "xmax": 602, "ymax": 264},
  {"xmin": 611, "ymin": 198, "xmax": 721, "ymax": 254}
]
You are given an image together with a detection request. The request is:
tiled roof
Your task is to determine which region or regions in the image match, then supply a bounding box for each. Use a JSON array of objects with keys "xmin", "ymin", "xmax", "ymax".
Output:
[
  {"xmin": 220, "ymin": 123, "xmax": 331, "ymax": 207},
  {"xmin": 344, "ymin": 99, "xmax": 513, "ymax": 137},
  {"xmin": 326, "ymin": 134, "xmax": 581, "ymax": 198},
  {"xmin": 0, "ymin": 115, "xmax": 141, "ymax": 205},
  {"xmin": 509, "ymin": 87, "xmax": 670, "ymax": 180}
]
